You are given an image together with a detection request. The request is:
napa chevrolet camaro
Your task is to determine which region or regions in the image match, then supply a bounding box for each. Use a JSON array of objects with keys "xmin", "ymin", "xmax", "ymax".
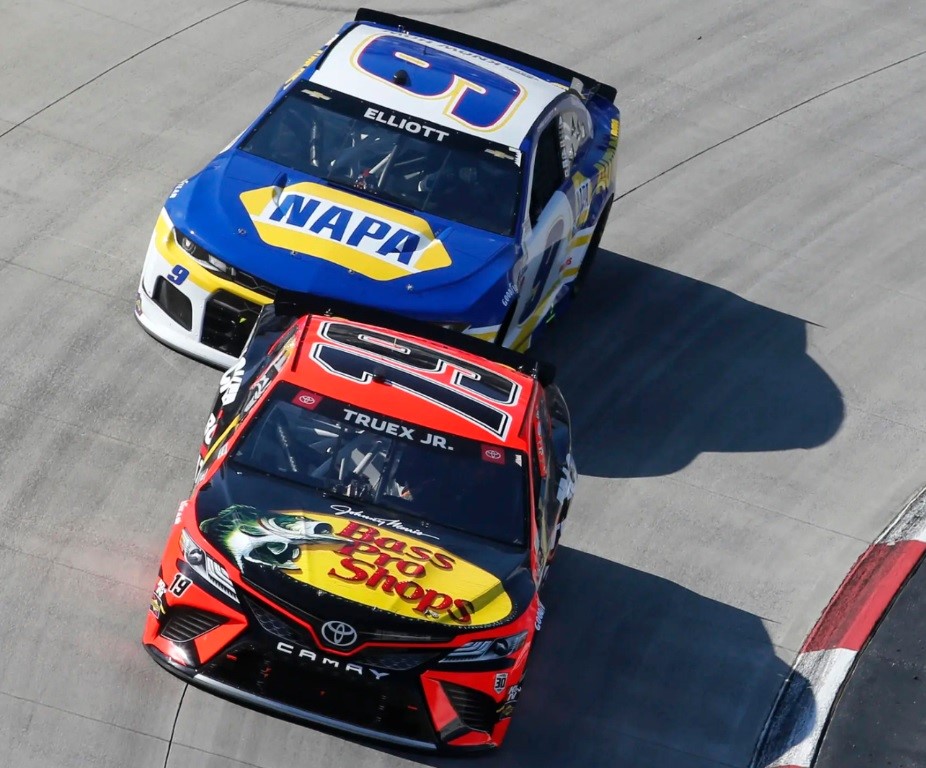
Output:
[
  {"xmin": 143, "ymin": 294, "xmax": 577, "ymax": 750},
  {"xmin": 135, "ymin": 8, "xmax": 619, "ymax": 368}
]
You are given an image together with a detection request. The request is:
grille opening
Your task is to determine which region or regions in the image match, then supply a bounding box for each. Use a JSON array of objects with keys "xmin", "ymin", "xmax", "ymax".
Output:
[
  {"xmin": 205, "ymin": 647, "xmax": 435, "ymax": 743},
  {"xmin": 201, "ymin": 290, "xmax": 261, "ymax": 357},
  {"xmin": 353, "ymin": 648, "xmax": 441, "ymax": 672},
  {"xmin": 161, "ymin": 608, "xmax": 226, "ymax": 642},
  {"xmin": 441, "ymin": 682, "xmax": 497, "ymax": 733},
  {"xmin": 245, "ymin": 597, "xmax": 440, "ymax": 673},
  {"xmin": 152, "ymin": 277, "xmax": 193, "ymax": 330},
  {"xmin": 246, "ymin": 597, "xmax": 310, "ymax": 644}
]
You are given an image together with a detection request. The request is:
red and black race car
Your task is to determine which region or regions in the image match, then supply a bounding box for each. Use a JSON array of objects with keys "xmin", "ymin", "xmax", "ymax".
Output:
[{"xmin": 143, "ymin": 293, "xmax": 576, "ymax": 751}]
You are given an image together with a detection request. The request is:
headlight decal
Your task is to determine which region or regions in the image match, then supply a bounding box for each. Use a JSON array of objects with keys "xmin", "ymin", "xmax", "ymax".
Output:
[
  {"xmin": 174, "ymin": 229, "xmax": 237, "ymax": 277},
  {"xmin": 440, "ymin": 630, "xmax": 527, "ymax": 663},
  {"xmin": 179, "ymin": 528, "xmax": 239, "ymax": 603}
]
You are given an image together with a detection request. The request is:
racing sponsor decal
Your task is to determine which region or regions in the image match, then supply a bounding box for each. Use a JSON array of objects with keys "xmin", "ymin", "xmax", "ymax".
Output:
[
  {"xmin": 572, "ymin": 176, "xmax": 592, "ymax": 227},
  {"xmin": 535, "ymin": 600, "xmax": 545, "ymax": 631},
  {"xmin": 200, "ymin": 505, "xmax": 512, "ymax": 627},
  {"xmin": 501, "ymin": 281, "xmax": 517, "ymax": 307},
  {"xmin": 203, "ymin": 412, "xmax": 218, "ymax": 448},
  {"xmin": 282, "ymin": 49, "xmax": 322, "ymax": 88},
  {"xmin": 219, "ymin": 357, "xmax": 246, "ymax": 406},
  {"xmin": 197, "ymin": 330, "xmax": 298, "ymax": 485},
  {"xmin": 560, "ymin": 112, "xmax": 589, "ymax": 173},
  {"xmin": 494, "ymin": 672, "xmax": 508, "ymax": 694},
  {"xmin": 329, "ymin": 503, "xmax": 439, "ymax": 541},
  {"xmin": 291, "ymin": 389, "xmax": 323, "ymax": 410},
  {"xmin": 497, "ymin": 682, "xmax": 522, "ymax": 718},
  {"xmin": 534, "ymin": 413, "xmax": 548, "ymax": 478},
  {"xmin": 239, "ymin": 181, "xmax": 452, "ymax": 281},
  {"xmin": 168, "ymin": 179, "xmax": 188, "ymax": 199},
  {"xmin": 594, "ymin": 118, "xmax": 619, "ymax": 196},
  {"xmin": 481, "ymin": 444, "xmax": 505, "ymax": 464},
  {"xmin": 241, "ymin": 333, "xmax": 296, "ymax": 416},
  {"xmin": 150, "ymin": 578, "xmax": 168, "ymax": 619},
  {"xmin": 557, "ymin": 453, "xmax": 577, "ymax": 504}
]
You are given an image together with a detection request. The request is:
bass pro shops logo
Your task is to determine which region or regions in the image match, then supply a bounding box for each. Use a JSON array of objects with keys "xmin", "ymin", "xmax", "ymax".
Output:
[{"xmin": 239, "ymin": 181, "xmax": 452, "ymax": 281}]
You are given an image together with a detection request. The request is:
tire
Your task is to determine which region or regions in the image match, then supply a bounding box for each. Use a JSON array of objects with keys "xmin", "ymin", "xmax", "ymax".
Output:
[
  {"xmin": 573, "ymin": 197, "xmax": 612, "ymax": 294},
  {"xmin": 493, "ymin": 299, "xmax": 518, "ymax": 346}
]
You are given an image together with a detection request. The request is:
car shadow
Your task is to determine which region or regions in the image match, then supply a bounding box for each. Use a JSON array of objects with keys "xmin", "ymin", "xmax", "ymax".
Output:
[
  {"xmin": 533, "ymin": 250, "xmax": 844, "ymax": 478},
  {"xmin": 411, "ymin": 546, "xmax": 810, "ymax": 767}
]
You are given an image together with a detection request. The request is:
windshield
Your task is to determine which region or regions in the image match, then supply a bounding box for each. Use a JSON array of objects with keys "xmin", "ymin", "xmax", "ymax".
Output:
[
  {"xmin": 239, "ymin": 84, "xmax": 522, "ymax": 236},
  {"xmin": 230, "ymin": 383, "xmax": 528, "ymax": 545}
]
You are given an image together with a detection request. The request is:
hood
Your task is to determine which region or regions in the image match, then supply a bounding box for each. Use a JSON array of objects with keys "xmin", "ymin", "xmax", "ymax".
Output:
[
  {"xmin": 166, "ymin": 151, "xmax": 515, "ymax": 320},
  {"xmin": 194, "ymin": 465, "xmax": 533, "ymax": 639}
]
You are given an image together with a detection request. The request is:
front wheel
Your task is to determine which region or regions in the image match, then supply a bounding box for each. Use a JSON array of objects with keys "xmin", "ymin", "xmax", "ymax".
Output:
[{"xmin": 573, "ymin": 198, "xmax": 613, "ymax": 294}]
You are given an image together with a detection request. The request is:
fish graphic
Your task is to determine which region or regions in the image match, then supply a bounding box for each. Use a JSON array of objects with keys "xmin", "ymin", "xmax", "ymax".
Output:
[{"xmin": 201, "ymin": 504, "xmax": 345, "ymax": 571}]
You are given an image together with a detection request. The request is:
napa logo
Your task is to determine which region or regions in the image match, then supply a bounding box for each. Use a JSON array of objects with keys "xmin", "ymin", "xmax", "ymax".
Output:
[{"xmin": 240, "ymin": 181, "xmax": 452, "ymax": 281}]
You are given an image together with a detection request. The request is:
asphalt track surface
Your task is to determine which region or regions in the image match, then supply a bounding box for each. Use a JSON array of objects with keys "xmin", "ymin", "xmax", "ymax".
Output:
[
  {"xmin": 1, "ymin": 2, "xmax": 925, "ymax": 767},
  {"xmin": 816, "ymin": 557, "xmax": 926, "ymax": 767}
]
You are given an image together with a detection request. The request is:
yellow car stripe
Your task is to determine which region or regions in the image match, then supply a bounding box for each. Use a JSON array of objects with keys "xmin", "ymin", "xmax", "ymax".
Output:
[
  {"xmin": 202, "ymin": 416, "xmax": 241, "ymax": 465},
  {"xmin": 153, "ymin": 212, "xmax": 271, "ymax": 306},
  {"xmin": 570, "ymin": 233, "xmax": 591, "ymax": 249}
]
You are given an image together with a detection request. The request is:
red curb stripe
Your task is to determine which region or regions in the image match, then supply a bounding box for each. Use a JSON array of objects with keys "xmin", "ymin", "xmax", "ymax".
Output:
[{"xmin": 802, "ymin": 540, "xmax": 926, "ymax": 653}]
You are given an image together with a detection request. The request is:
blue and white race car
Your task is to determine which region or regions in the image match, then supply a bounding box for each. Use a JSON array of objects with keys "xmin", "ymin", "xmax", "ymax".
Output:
[{"xmin": 135, "ymin": 8, "xmax": 620, "ymax": 368}]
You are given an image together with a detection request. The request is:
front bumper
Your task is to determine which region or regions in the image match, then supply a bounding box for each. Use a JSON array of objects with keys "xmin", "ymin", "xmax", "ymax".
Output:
[
  {"xmin": 143, "ymin": 567, "xmax": 522, "ymax": 751},
  {"xmin": 135, "ymin": 210, "xmax": 512, "ymax": 366},
  {"xmin": 135, "ymin": 210, "xmax": 272, "ymax": 368},
  {"xmin": 145, "ymin": 643, "xmax": 439, "ymax": 751}
]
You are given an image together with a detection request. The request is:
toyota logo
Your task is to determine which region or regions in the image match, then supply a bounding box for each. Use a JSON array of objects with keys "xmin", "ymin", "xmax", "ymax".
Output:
[
  {"xmin": 321, "ymin": 620, "xmax": 358, "ymax": 648},
  {"xmin": 298, "ymin": 394, "xmax": 316, "ymax": 405},
  {"xmin": 485, "ymin": 449, "xmax": 502, "ymax": 459}
]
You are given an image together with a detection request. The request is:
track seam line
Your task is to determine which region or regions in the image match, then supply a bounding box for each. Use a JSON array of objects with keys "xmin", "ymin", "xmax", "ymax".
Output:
[
  {"xmin": 0, "ymin": 0, "xmax": 253, "ymax": 143},
  {"xmin": 0, "ymin": 538, "xmax": 151, "ymax": 593},
  {"xmin": 162, "ymin": 685, "xmax": 187, "ymax": 768},
  {"xmin": 661, "ymin": 474, "xmax": 870, "ymax": 544},
  {"xmin": 0, "ymin": 258, "xmax": 136, "ymax": 305},
  {"xmin": 628, "ymin": 197, "xmax": 789, "ymax": 256},
  {"xmin": 616, "ymin": 48, "xmax": 926, "ymax": 202},
  {"xmin": 159, "ymin": 739, "xmax": 270, "ymax": 768},
  {"xmin": 0, "ymin": 686, "xmax": 167, "ymax": 742},
  {"xmin": 0, "ymin": 397, "xmax": 191, "ymax": 464},
  {"xmin": 839, "ymin": 399, "xmax": 926, "ymax": 439},
  {"xmin": 1, "ymin": 120, "xmax": 180, "ymax": 182},
  {"xmin": 56, "ymin": 0, "xmax": 156, "ymax": 35}
]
